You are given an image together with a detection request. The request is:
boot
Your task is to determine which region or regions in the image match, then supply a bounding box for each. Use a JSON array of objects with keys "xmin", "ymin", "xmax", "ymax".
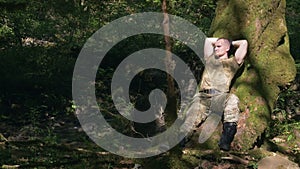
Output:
[{"xmin": 219, "ymin": 122, "xmax": 237, "ymax": 151}]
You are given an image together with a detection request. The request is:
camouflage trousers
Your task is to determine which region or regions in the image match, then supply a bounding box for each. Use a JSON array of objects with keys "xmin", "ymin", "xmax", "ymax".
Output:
[{"xmin": 180, "ymin": 92, "xmax": 240, "ymax": 133}]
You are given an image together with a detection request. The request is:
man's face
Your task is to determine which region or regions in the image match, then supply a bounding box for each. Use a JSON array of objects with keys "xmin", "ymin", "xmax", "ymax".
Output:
[{"xmin": 214, "ymin": 39, "xmax": 230, "ymax": 57}]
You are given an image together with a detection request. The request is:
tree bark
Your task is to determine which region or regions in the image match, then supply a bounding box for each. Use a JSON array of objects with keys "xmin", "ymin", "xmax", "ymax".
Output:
[
  {"xmin": 161, "ymin": 0, "xmax": 177, "ymax": 123},
  {"xmin": 162, "ymin": 0, "xmax": 175, "ymax": 98},
  {"xmin": 208, "ymin": 0, "xmax": 296, "ymax": 150}
]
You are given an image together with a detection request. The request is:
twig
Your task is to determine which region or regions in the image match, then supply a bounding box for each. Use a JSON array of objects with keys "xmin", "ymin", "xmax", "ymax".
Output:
[
  {"xmin": 76, "ymin": 148, "xmax": 110, "ymax": 155},
  {"xmin": 221, "ymin": 154, "xmax": 250, "ymax": 165}
]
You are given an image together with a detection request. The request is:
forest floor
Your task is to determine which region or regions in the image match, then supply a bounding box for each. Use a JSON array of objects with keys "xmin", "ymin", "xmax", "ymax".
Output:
[
  {"xmin": 0, "ymin": 79, "xmax": 299, "ymax": 169},
  {"xmin": 0, "ymin": 107, "xmax": 299, "ymax": 169}
]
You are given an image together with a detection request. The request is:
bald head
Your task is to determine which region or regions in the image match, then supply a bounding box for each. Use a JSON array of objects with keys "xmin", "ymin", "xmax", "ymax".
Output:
[
  {"xmin": 213, "ymin": 38, "xmax": 232, "ymax": 57},
  {"xmin": 216, "ymin": 38, "xmax": 231, "ymax": 49}
]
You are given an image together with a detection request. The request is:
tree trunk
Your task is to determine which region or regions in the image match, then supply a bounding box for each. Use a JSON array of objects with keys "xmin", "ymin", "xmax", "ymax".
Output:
[
  {"xmin": 161, "ymin": 0, "xmax": 177, "ymax": 124},
  {"xmin": 208, "ymin": 0, "xmax": 296, "ymax": 150}
]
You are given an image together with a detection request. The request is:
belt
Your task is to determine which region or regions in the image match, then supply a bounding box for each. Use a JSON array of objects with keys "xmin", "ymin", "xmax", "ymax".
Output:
[{"xmin": 200, "ymin": 89, "xmax": 221, "ymax": 94}]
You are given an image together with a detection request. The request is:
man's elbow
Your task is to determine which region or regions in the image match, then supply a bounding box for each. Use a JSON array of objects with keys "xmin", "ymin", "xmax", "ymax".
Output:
[{"xmin": 242, "ymin": 40, "xmax": 248, "ymax": 47}]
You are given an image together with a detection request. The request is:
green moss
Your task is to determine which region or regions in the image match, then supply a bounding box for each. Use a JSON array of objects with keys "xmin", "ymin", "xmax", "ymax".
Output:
[
  {"xmin": 240, "ymin": 97, "xmax": 269, "ymax": 149},
  {"xmin": 167, "ymin": 154, "xmax": 190, "ymax": 169},
  {"xmin": 248, "ymin": 148, "xmax": 272, "ymax": 160},
  {"xmin": 234, "ymin": 68, "xmax": 271, "ymax": 150},
  {"xmin": 209, "ymin": 0, "xmax": 296, "ymax": 151},
  {"xmin": 181, "ymin": 153, "xmax": 201, "ymax": 167}
]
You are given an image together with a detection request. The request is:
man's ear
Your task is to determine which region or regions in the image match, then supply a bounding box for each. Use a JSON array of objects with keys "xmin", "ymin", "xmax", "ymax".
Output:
[{"xmin": 212, "ymin": 42, "xmax": 216, "ymax": 47}]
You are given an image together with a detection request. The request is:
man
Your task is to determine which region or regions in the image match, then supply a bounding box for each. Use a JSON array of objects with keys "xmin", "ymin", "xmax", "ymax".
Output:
[{"xmin": 181, "ymin": 37, "xmax": 248, "ymax": 151}]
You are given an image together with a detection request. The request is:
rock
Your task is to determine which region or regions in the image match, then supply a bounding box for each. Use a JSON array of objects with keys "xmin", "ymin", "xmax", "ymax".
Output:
[{"xmin": 257, "ymin": 154, "xmax": 299, "ymax": 169}]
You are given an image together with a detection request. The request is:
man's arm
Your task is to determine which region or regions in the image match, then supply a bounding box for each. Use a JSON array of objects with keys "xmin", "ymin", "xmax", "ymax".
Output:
[
  {"xmin": 204, "ymin": 38, "xmax": 218, "ymax": 59},
  {"xmin": 232, "ymin": 40, "xmax": 248, "ymax": 64}
]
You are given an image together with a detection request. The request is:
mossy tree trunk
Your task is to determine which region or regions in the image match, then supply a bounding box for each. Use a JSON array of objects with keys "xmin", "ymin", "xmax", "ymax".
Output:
[{"xmin": 209, "ymin": 0, "xmax": 296, "ymax": 150}]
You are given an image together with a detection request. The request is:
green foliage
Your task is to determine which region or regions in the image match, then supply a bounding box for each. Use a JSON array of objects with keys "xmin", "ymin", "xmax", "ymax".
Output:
[
  {"xmin": 248, "ymin": 162, "xmax": 258, "ymax": 169},
  {"xmin": 168, "ymin": 0, "xmax": 216, "ymax": 34},
  {"xmin": 0, "ymin": 1, "xmax": 215, "ymax": 167},
  {"xmin": 296, "ymin": 60, "xmax": 300, "ymax": 75},
  {"xmin": 0, "ymin": 0, "xmax": 299, "ymax": 168},
  {"xmin": 286, "ymin": 0, "xmax": 300, "ymax": 60},
  {"xmin": 266, "ymin": 88, "xmax": 300, "ymax": 143},
  {"xmin": 0, "ymin": 24, "xmax": 14, "ymax": 37},
  {"xmin": 0, "ymin": 0, "xmax": 27, "ymax": 5}
]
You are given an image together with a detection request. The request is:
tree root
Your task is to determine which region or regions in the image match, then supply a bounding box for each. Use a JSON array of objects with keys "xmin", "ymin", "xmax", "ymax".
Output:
[{"xmin": 221, "ymin": 154, "xmax": 250, "ymax": 165}]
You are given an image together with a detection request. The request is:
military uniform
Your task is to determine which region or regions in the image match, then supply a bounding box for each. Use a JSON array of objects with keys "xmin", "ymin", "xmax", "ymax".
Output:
[{"xmin": 181, "ymin": 53, "xmax": 241, "ymax": 151}]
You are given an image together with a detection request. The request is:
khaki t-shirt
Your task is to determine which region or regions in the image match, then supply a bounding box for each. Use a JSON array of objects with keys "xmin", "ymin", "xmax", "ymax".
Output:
[{"xmin": 199, "ymin": 54, "xmax": 240, "ymax": 92}]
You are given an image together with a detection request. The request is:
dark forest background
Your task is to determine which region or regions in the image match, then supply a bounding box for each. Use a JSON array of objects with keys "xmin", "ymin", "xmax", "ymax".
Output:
[{"xmin": 0, "ymin": 0, "xmax": 299, "ymax": 168}]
